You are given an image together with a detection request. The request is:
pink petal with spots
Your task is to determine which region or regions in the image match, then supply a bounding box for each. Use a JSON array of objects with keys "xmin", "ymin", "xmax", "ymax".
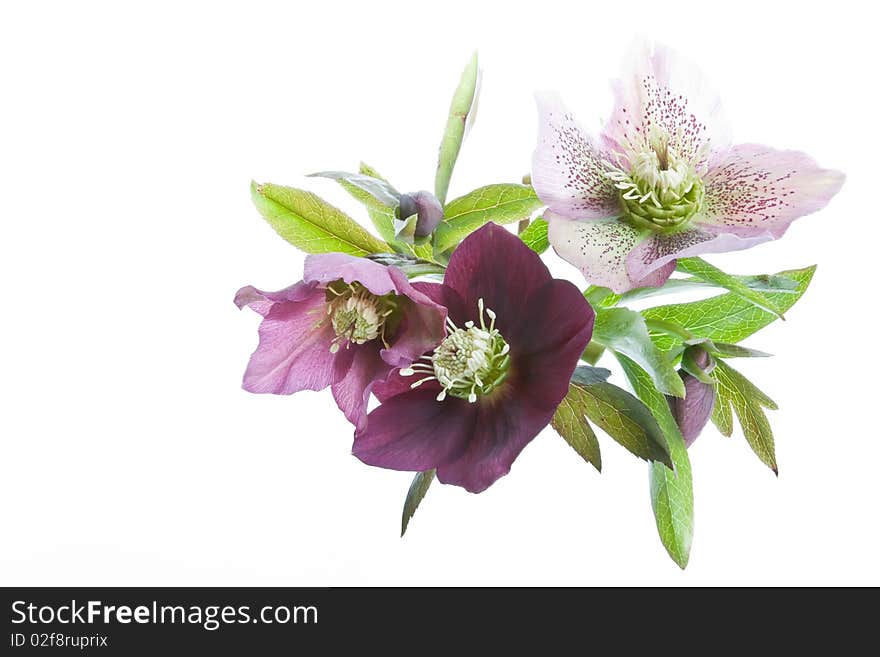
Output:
[
  {"xmin": 531, "ymin": 92, "xmax": 619, "ymax": 220},
  {"xmin": 547, "ymin": 212, "xmax": 674, "ymax": 293},
  {"xmin": 626, "ymin": 226, "xmax": 770, "ymax": 281},
  {"xmin": 601, "ymin": 40, "xmax": 730, "ymax": 171},
  {"xmin": 699, "ymin": 143, "xmax": 845, "ymax": 238}
]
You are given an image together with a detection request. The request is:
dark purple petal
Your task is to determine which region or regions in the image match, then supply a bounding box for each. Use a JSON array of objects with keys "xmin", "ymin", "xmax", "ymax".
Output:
[
  {"xmin": 443, "ymin": 223, "xmax": 552, "ymax": 330},
  {"xmin": 303, "ymin": 253, "xmax": 398, "ymax": 296},
  {"xmin": 352, "ymin": 390, "xmax": 476, "ymax": 471},
  {"xmin": 411, "ymin": 281, "xmax": 468, "ymax": 320},
  {"xmin": 507, "ymin": 278, "xmax": 595, "ymax": 410},
  {"xmin": 240, "ymin": 287, "xmax": 337, "ymax": 394},
  {"xmin": 436, "ymin": 397, "xmax": 553, "ymax": 493},
  {"xmin": 669, "ymin": 372, "xmax": 716, "ymax": 447},
  {"xmin": 331, "ymin": 346, "xmax": 390, "ymax": 432},
  {"xmin": 372, "ymin": 367, "xmax": 436, "ymax": 403}
]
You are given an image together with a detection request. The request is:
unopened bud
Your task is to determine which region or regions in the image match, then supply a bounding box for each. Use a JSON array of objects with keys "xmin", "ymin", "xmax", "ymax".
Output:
[{"xmin": 395, "ymin": 191, "xmax": 444, "ymax": 243}]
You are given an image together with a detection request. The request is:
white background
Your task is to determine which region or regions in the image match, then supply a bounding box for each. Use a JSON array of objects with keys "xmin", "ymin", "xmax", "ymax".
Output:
[{"xmin": 1, "ymin": 0, "xmax": 876, "ymax": 586}]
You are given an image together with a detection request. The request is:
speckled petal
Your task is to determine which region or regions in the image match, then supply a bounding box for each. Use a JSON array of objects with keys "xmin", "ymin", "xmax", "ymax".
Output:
[
  {"xmin": 547, "ymin": 212, "xmax": 674, "ymax": 293},
  {"xmin": 601, "ymin": 40, "xmax": 730, "ymax": 170},
  {"xmin": 699, "ymin": 143, "xmax": 845, "ymax": 238},
  {"xmin": 626, "ymin": 226, "xmax": 770, "ymax": 282},
  {"xmin": 531, "ymin": 92, "xmax": 619, "ymax": 219}
]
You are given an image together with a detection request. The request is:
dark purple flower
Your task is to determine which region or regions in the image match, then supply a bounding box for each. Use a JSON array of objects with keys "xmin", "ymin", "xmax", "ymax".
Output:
[
  {"xmin": 235, "ymin": 254, "xmax": 447, "ymax": 431},
  {"xmin": 352, "ymin": 223, "xmax": 595, "ymax": 493},
  {"xmin": 668, "ymin": 346, "xmax": 715, "ymax": 447}
]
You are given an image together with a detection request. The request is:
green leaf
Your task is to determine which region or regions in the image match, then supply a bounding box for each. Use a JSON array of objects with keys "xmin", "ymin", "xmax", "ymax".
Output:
[
  {"xmin": 569, "ymin": 376, "xmax": 672, "ymax": 468},
  {"xmin": 250, "ymin": 181, "xmax": 390, "ymax": 255},
  {"xmin": 334, "ymin": 163, "xmax": 401, "ymax": 247},
  {"xmin": 562, "ymin": 365, "xmax": 670, "ymax": 467},
  {"xmin": 713, "ymin": 360, "xmax": 779, "ymax": 474},
  {"xmin": 401, "ymin": 470, "xmax": 435, "ymax": 536},
  {"xmin": 366, "ymin": 253, "xmax": 446, "ymax": 278},
  {"xmin": 584, "ymin": 286, "xmax": 621, "ymax": 308},
  {"xmin": 570, "ymin": 365, "xmax": 611, "ymax": 386},
  {"xmin": 519, "ymin": 218, "xmax": 549, "ymax": 254},
  {"xmin": 617, "ymin": 354, "xmax": 694, "ymax": 570},
  {"xmin": 433, "ymin": 184, "xmax": 543, "ymax": 253},
  {"xmin": 711, "ymin": 390, "xmax": 734, "ymax": 437},
  {"xmin": 592, "ymin": 307, "xmax": 686, "ymax": 398},
  {"xmin": 551, "ymin": 393, "xmax": 602, "ymax": 472},
  {"xmin": 676, "ymin": 257, "xmax": 785, "ymax": 319},
  {"xmin": 309, "ymin": 170, "xmax": 401, "ymax": 207},
  {"xmin": 709, "ymin": 342, "xmax": 772, "ymax": 359},
  {"xmin": 643, "ymin": 265, "xmax": 817, "ymax": 351},
  {"xmin": 615, "ymin": 272, "xmax": 800, "ymax": 307},
  {"xmin": 435, "ymin": 52, "xmax": 480, "ymax": 205}
]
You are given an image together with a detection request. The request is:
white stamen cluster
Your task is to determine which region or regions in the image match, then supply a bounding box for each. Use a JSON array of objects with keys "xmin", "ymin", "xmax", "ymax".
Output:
[
  {"xmin": 327, "ymin": 283, "xmax": 395, "ymax": 353},
  {"xmin": 401, "ymin": 298, "xmax": 510, "ymax": 403}
]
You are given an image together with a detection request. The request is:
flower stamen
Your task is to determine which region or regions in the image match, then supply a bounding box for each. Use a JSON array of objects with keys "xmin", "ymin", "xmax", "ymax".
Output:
[
  {"xmin": 603, "ymin": 128, "xmax": 705, "ymax": 231},
  {"xmin": 401, "ymin": 297, "xmax": 511, "ymax": 403},
  {"xmin": 326, "ymin": 282, "xmax": 397, "ymax": 353}
]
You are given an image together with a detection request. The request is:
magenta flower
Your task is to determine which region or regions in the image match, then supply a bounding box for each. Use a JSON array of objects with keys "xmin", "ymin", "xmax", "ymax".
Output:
[
  {"xmin": 532, "ymin": 42, "xmax": 845, "ymax": 293},
  {"xmin": 235, "ymin": 254, "xmax": 447, "ymax": 431},
  {"xmin": 352, "ymin": 223, "xmax": 595, "ymax": 493}
]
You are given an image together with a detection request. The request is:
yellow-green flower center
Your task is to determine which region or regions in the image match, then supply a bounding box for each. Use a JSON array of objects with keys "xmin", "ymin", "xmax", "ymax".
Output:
[
  {"xmin": 401, "ymin": 298, "xmax": 510, "ymax": 403},
  {"xmin": 606, "ymin": 133, "xmax": 704, "ymax": 231}
]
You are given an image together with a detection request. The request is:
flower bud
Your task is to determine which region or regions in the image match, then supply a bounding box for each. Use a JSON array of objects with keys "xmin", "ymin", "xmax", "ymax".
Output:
[
  {"xmin": 395, "ymin": 191, "xmax": 444, "ymax": 244},
  {"xmin": 668, "ymin": 346, "xmax": 716, "ymax": 447}
]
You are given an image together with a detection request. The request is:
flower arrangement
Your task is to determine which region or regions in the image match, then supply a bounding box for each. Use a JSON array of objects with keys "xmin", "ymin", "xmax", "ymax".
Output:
[{"xmin": 236, "ymin": 42, "xmax": 843, "ymax": 567}]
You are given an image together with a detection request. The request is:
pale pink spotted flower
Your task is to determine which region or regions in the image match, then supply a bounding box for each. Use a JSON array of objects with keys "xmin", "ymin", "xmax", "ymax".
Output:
[{"xmin": 532, "ymin": 41, "xmax": 844, "ymax": 293}]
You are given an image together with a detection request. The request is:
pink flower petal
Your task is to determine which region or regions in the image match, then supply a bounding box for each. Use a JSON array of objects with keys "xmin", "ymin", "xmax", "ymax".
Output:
[
  {"xmin": 331, "ymin": 346, "xmax": 389, "ymax": 433},
  {"xmin": 234, "ymin": 281, "xmax": 316, "ymax": 317},
  {"xmin": 303, "ymin": 253, "xmax": 398, "ymax": 296},
  {"xmin": 626, "ymin": 226, "xmax": 770, "ymax": 282},
  {"xmin": 379, "ymin": 268, "xmax": 447, "ymax": 368},
  {"xmin": 240, "ymin": 287, "xmax": 337, "ymax": 395},
  {"xmin": 699, "ymin": 143, "xmax": 845, "ymax": 238},
  {"xmin": 531, "ymin": 92, "xmax": 619, "ymax": 219},
  {"xmin": 547, "ymin": 212, "xmax": 674, "ymax": 293},
  {"xmin": 602, "ymin": 40, "xmax": 730, "ymax": 170}
]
